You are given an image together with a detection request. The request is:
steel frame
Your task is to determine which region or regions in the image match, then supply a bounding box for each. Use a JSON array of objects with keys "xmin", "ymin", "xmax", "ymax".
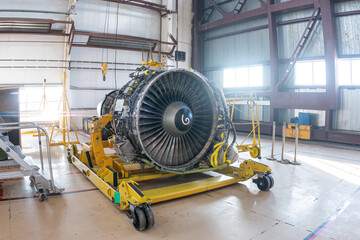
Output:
[
  {"xmin": 72, "ymin": 31, "xmax": 177, "ymax": 56},
  {"xmin": 0, "ymin": 17, "xmax": 74, "ymax": 41},
  {"xmin": 193, "ymin": 0, "xmax": 360, "ymax": 145},
  {"xmin": 0, "ymin": 17, "xmax": 177, "ymax": 56},
  {"xmin": 68, "ymin": 136, "xmax": 273, "ymax": 229},
  {"xmin": 102, "ymin": 0, "xmax": 173, "ymax": 14}
]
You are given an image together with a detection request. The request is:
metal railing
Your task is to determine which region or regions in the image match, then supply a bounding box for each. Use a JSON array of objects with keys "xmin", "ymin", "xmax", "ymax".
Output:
[{"xmin": 0, "ymin": 122, "xmax": 55, "ymax": 191}]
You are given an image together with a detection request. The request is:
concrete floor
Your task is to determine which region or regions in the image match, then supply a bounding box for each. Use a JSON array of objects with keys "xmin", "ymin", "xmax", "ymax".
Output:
[{"xmin": 0, "ymin": 131, "xmax": 359, "ymax": 240}]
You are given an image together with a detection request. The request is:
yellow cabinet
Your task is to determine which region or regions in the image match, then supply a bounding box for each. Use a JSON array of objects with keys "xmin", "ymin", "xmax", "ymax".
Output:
[{"xmin": 285, "ymin": 123, "xmax": 311, "ymax": 140}]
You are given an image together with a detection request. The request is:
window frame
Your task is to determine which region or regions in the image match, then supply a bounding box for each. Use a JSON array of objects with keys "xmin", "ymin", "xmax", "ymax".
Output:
[
  {"xmin": 337, "ymin": 58, "xmax": 360, "ymax": 86},
  {"xmin": 294, "ymin": 60, "xmax": 327, "ymax": 87},
  {"xmin": 223, "ymin": 65, "xmax": 264, "ymax": 89}
]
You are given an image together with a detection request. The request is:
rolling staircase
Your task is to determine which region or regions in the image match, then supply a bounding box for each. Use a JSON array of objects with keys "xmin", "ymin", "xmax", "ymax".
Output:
[{"xmin": 0, "ymin": 122, "xmax": 63, "ymax": 201}]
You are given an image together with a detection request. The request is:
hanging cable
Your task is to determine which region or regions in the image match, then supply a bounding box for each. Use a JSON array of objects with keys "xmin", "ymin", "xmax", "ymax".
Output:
[
  {"xmin": 114, "ymin": 2, "xmax": 119, "ymax": 89},
  {"xmin": 102, "ymin": 2, "xmax": 110, "ymax": 81}
]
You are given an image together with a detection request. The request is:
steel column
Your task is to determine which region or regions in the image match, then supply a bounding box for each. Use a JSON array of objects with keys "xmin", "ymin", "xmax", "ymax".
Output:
[
  {"xmin": 192, "ymin": 0, "xmax": 203, "ymax": 72},
  {"xmin": 320, "ymin": 0, "xmax": 339, "ymax": 110},
  {"xmin": 267, "ymin": 0, "xmax": 278, "ymax": 124}
]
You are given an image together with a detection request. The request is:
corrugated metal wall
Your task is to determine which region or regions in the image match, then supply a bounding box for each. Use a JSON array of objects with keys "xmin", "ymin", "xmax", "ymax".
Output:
[
  {"xmin": 69, "ymin": 0, "xmax": 161, "ymax": 109},
  {"xmin": 334, "ymin": 88, "xmax": 360, "ymax": 131},
  {"xmin": 202, "ymin": 0, "xmax": 360, "ymax": 131}
]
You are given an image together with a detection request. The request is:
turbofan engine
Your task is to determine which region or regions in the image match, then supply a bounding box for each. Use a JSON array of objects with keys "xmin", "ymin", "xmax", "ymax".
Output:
[{"xmin": 97, "ymin": 68, "xmax": 237, "ymax": 171}]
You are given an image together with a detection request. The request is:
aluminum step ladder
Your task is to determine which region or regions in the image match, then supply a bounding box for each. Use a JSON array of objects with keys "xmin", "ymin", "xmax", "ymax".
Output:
[
  {"xmin": 202, "ymin": 6, "xmax": 215, "ymax": 23},
  {"xmin": 0, "ymin": 122, "xmax": 64, "ymax": 201},
  {"xmin": 278, "ymin": 8, "xmax": 321, "ymax": 89},
  {"xmin": 234, "ymin": 0, "xmax": 247, "ymax": 14}
]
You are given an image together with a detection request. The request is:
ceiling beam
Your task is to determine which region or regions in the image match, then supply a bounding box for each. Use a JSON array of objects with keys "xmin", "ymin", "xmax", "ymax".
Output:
[
  {"xmin": 198, "ymin": 0, "xmax": 317, "ymax": 32},
  {"xmin": 207, "ymin": 0, "xmax": 225, "ymax": 15},
  {"xmin": 102, "ymin": 0, "xmax": 172, "ymax": 14}
]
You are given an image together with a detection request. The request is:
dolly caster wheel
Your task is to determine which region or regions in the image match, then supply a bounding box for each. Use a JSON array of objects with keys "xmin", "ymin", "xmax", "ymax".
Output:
[
  {"xmin": 38, "ymin": 193, "xmax": 46, "ymax": 202},
  {"xmin": 66, "ymin": 149, "xmax": 72, "ymax": 163},
  {"xmin": 250, "ymin": 146, "xmax": 260, "ymax": 158},
  {"xmin": 29, "ymin": 175, "xmax": 35, "ymax": 183},
  {"xmin": 254, "ymin": 175, "xmax": 274, "ymax": 191},
  {"xmin": 132, "ymin": 207, "xmax": 147, "ymax": 231},
  {"xmin": 128, "ymin": 204, "xmax": 155, "ymax": 231},
  {"xmin": 144, "ymin": 205, "xmax": 155, "ymax": 229}
]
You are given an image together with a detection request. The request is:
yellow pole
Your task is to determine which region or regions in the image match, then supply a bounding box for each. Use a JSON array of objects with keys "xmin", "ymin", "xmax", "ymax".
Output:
[
  {"xmin": 230, "ymin": 98, "xmax": 235, "ymax": 121},
  {"xmin": 42, "ymin": 79, "xmax": 46, "ymax": 111},
  {"xmin": 249, "ymin": 93, "xmax": 256, "ymax": 146},
  {"xmin": 62, "ymin": 71, "xmax": 66, "ymax": 145},
  {"xmin": 66, "ymin": 93, "xmax": 80, "ymax": 144},
  {"xmin": 255, "ymin": 102, "xmax": 261, "ymax": 156},
  {"xmin": 49, "ymin": 71, "xmax": 80, "ymax": 146},
  {"xmin": 33, "ymin": 79, "xmax": 47, "ymax": 137}
]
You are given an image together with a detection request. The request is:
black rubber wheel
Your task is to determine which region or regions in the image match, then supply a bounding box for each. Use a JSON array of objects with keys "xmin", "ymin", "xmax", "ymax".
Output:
[
  {"xmin": 67, "ymin": 149, "xmax": 72, "ymax": 163},
  {"xmin": 38, "ymin": 193, "xmax": 46, "ymax": 202},
  {"xmin": 256, "ymin": 176, "xmax": 271, "ymax": 191},
  {"xmin": 29, "ymin": 175, "xmax": 35, "ymax": 183},
  {"xmin": 267, "ymin": 175, "xmax": 274, "ymax": 189},
  {"xmin": 144, "ymin": 205, "xmax": 155, "ymax": 229},
  {"xmin": 250, "ymin": 146, "xmax": 260, "ymax": 158},
  {"xmin": 133, "ymin": 207, "xmax": 147, "ymax": 231}
]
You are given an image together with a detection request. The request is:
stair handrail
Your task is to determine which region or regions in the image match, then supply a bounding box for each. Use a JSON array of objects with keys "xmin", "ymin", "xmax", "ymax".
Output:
[{"xmin": 0, "ymin": 122, "xmax": 55, "ymax": 191}]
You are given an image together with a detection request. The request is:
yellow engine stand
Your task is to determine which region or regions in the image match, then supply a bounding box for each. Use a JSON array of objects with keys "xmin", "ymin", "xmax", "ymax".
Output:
[
  {"xmin": 227, "ymin": 95, "xmax": 262, "ymax": 159},
  {"xmin": 67, "ymin": 115, "xmax": 273, "ymax": 231},
  {"xmin": 32, "ymin": 79, "xmax": 48, "ymax": 137},
  {"xmin": 49, "ymin": 71, "xmax": 80, "ymax": 147}
]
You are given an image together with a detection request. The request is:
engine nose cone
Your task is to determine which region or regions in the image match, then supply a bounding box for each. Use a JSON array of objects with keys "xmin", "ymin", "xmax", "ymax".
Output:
[
  {"xmin": 163, "ymin": 102, "xmax": 193, "ymax": 137},
  {"xmin": 175, "ymin": 107, "xmax": 193, "ymax": 132}
]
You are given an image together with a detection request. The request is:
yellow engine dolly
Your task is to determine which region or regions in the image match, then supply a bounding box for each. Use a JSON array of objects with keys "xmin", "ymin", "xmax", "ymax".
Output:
[{"xmin": 67, "ymin": 114, "xmax": 274, "ymax": 231}]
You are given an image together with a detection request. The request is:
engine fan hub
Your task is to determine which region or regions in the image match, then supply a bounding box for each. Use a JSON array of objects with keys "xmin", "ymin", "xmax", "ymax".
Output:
[{"xmin": 163, "ymin": 102, "xmax": 193, "ymax": 137}]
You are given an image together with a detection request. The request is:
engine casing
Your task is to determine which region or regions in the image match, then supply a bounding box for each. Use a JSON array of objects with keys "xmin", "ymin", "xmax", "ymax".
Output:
[{"xmin": 97, "ymin": 68, "xmax": 236, "ymax": 171}]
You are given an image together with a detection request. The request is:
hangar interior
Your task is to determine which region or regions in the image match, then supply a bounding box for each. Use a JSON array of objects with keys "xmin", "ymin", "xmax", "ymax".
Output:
[{"xmin": 0, "ymin": 0, "xmax": 359, "ymax": 239}]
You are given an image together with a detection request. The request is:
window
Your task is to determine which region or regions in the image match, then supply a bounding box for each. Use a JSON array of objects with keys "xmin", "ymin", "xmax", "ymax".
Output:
[
  {"xmin": 294, "ymin": 60, "xmax": 326, "ymax": 86},
  {"xmin": 20, "ymin": 86, "xmax": 62, "ymax": 122},
  {"xmin": 338, "ymin": 59, "xmax": 360, "ymax": 85},
  {"xmin": 223, "ymin": 65, "xmax": 263, "ymax": 88},
  {"xmin": 223, "ymin": 68, "xmax": 236, "ymax": 88}
]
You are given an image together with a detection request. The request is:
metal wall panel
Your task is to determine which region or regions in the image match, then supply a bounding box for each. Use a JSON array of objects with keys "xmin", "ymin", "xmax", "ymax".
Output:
[
  {"xmin": 73, "ymin": 0, "xmax": 161, "ymax": 40},
  {"xmin": 333, "ymin": 88, "xmax": 360, "ymax": 131},
  {"xmin": 336, "ymin": 14, "xmax": 360, "ymax": 56},
  {"xmin": 334, "ymin": 1, "xmax": 360, "ymax": 13},
  {"xmin": 277, "ymin": 21, "xmax": 325, "ymax": 59},
  {"xmin": 203, "ymin": 28, "xmax": 270, "ymax": 69},
  {"xmin": 69, "ymin": 0, "xmax": 163, "ymax": 109},
  {"xmin": 201, "ymin": 0, "xmax": 360, "ymax": 132}
]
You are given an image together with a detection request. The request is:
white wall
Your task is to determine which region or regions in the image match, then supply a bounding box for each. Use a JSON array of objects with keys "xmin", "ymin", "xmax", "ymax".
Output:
[
  {"xmin": 0, "ymin": 0, "xmax": 193, "ymax": 128},
  {"xmin": 69, "ymin": 0, "xmax": 192, "ymax": 110},
  {"xmin": 0, "ymin": 0, "xmax": 67, "ymax": 85}
]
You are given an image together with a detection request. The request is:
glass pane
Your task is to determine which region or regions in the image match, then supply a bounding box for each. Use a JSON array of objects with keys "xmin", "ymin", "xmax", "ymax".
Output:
[
  {"xmin": 26, "ymin": 87, "xmax": 42, "ymax": 103},
  {"xmin": 236, "ymin": 67, "xmax": 249, "ymax": 87},
  {"xmin": 337, "ymin": 59, "xmax": 351, "ymax": 85},
  {"xmin": 223, "ymin": 68, "xmax": 236, "ymax": 88},
  {"xmin": 19, "ymin": 88, "xmax": 27, "ymax": 105},
  {"xmin": 46, "ymin": 87, "xmax": 62, "ymax": 101},
  {"xmin": 295, "ymin": 61, "xmax": 313, "ymax": 85},
  {"xmin": 351, "ymin": 60, "xmax": 360, "ymax": 85},
  {"xmin": 313, "ymin": 61, "xmax": 326, "ymax": 85},
  {"xmin": 249, "ymin": 66, "xmax": 263, "ymax": 87}
]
